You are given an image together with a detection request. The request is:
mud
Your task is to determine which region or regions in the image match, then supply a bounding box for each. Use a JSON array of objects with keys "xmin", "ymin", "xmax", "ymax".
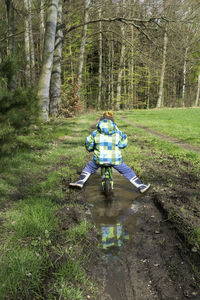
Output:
[{"xmin": 82, "ymin": 172, "xmax": 200, "ymax": 300}]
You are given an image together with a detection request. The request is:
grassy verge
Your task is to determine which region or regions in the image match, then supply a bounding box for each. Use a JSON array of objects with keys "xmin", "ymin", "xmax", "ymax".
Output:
[
  {"xmin": 0, "ymin": 113, "xmax": 99, "ymax": 299},
  {"xmin": 115, "ymin": 111, "xmax": 200, "ymax": 256},
  {"xmin": 120, "ymin": 108, "xmax": 200, "ymax": 146}
]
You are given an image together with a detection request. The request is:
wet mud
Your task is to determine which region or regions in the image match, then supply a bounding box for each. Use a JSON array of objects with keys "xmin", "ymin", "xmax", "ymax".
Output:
[{"xmin": 84, "ymin": 172, "xmax": 200, "ymax": 300}]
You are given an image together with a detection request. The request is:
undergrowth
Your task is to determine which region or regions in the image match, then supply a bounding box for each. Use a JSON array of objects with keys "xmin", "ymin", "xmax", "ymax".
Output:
[{"xmin": 0, "ymin": 113, "xmax": 98, "ymax": 299}]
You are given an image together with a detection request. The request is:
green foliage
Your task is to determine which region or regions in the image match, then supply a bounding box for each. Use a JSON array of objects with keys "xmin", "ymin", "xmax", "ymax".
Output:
[
  {"xmin": 0, "ymin": 55, "xmax": 18, "ymax": 87},
  {"xmin": 0, "ymin": 115, "xmax": 98, "ymax": 299},
  {"xmin": 0, "ymin": 57, "xmax": 40, "ymax": 155}
]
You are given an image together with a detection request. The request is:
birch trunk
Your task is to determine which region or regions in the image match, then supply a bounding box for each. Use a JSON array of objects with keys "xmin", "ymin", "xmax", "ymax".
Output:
[
  {"xmin": 115, "ymin": 28, "xmax": 125, "ymax": 110},
  {"xmin": 40, "ymin": 0, "xmax": 45, "ymax": 61},
  {"xmin": 24, "ymin": 0, "xmax": 35, "ymax": 85},
  {"xmin": 182, "ymin": 47, "xmax": 188, "ymax": 106},
  {"xmin": 77, "ymin": 0, "xmax": 91, "ymax": 98},
  {"xmin": 37, "ymin": 0, "xmax": 59, "ymax": 121},
  {"xmin": 111, "ymin": 37, "xmax": 115, "ymax": 109},
  {"xmin": 108, "ymin": 39, "xmax": 111, "ymax": 109},
  {"xmin": 115, "ymin": 0, "xmax": 125, "ymax": 110},
  {"xmin": 97, "ymin": 7, "xmax": 102, "ymax": 110},
  {"xmin": 130, "ymin": 26, "xmax": 134, "ymax": 108},
  {"xmin": 24, "ymin": 0, "xmax": 31, "ymax": 85},
  {"xmin": 28, "ymin": 0, "xmax": 36, "ymax": 83},
  {"xmin": 156, "ymin": 27, "xmax": 168, "ymax": 108},
  {"xmin": 195, "ymin": 74, "xmax": 200, "ymax": 106},
  {"xmin": 50, "ymin": 0, "xmax": 63, "ymax": 117}
]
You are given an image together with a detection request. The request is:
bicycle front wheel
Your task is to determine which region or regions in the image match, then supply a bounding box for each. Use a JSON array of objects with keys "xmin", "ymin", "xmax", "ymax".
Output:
[{"xmin": 104, "ymin": 178, "xmax": 112, "ymax": 196}]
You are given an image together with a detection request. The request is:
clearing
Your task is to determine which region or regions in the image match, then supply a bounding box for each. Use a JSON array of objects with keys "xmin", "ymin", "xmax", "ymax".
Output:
[{"xmin": 0, "ymin": 109, "xmax": 200, "ymax": 299}]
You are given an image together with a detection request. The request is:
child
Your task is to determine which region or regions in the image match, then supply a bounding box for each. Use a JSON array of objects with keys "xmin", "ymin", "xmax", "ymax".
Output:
[{"xmin": 70, "ymin": 111, "xmax": 150, "ymax": 193}]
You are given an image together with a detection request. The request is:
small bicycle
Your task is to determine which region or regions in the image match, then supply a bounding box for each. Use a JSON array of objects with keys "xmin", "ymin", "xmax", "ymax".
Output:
[{"xmin": 101, "ymin": 164, "xmax": 113, "ymax": 196}]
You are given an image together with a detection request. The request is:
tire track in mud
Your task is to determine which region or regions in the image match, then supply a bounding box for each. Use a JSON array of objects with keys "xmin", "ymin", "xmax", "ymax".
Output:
[
  {"xmin": 85, "ymin": 118, "xmax": 200, "ymax": 299},
  {"xmin": 85, "ymin": 172, "xmax": 200, "ymax": 300},
  {"xmin": 121, "ymin": 117, "xmax": 200, "ymax": 154}
]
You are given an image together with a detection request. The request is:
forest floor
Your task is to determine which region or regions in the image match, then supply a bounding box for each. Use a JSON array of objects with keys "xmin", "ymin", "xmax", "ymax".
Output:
[{"xmin": 0, "ymin": 109, "xmax": 200, "ymax": 299}]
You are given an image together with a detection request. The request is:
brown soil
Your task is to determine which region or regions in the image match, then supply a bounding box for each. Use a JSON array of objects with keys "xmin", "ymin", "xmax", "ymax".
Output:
[{"xmin": 65, "ymin": 165, "xmax": 200, "ymax": 299}]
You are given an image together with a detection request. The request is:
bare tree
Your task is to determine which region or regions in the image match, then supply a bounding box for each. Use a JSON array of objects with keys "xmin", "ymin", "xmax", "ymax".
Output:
[
  {"xmin": 37, "ymin": 0, "xmax": 59, "ymax": 121},
  {"xmin": 77, "ymin": 0, "xmax": 91, "ymax": 98},
  {"xmin": 97, "ymin": 7, "xmax": 103, "ymax": 110},
  {"xmin": 156, "ymin": 26, "xmax": 168, "ymax": 108},
  {"xmin": 50, "ymin": 0, "xmax": 63, "ymax": 117}
]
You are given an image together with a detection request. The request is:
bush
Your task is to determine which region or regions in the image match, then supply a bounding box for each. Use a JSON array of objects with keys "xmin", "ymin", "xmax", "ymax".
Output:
[{"xmin": 0, "ymin": 57, "xmax": 40, "ymax": 155}]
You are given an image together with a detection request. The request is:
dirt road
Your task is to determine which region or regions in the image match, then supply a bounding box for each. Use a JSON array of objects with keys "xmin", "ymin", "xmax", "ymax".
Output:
[
  {"xmin": 82, "ymin": 172, "xmax": 200, "ymax": 300},
  {"xmin": 75, "ymin": 117, "xmax": 200, "ymax": 300}
]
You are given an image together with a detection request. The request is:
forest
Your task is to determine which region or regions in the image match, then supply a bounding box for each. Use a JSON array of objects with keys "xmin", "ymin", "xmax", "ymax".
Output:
[
  {"xmin": 1, "ymin": 0, "xmax": 200, "ymax": 124},
  {"xmin": 1, "ymin": 1, "xmax": 200, "ymax": 299}
]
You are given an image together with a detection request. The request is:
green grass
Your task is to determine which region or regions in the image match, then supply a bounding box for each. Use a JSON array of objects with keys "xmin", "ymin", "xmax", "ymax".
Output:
[
  {"xmin": 0, "ymin": 113, "xmax": 99, "ymax": 299},
  {"xmin": 115, "ymin": 109, "xmax": 200, "ymax": 180},
  {"xmin": 1, "ymin": 109, "xmax": 200, "ymax": 298},
  {"xmin": 119, "ymin": 108, "xmax": 200, "ymax": 146}
]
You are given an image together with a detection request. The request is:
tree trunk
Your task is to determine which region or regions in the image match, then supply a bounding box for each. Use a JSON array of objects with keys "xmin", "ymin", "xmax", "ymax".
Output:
[
  {"xmin": 115, "ymin": 0, "xmax": 125, "ymax": 110},
  {"xmin": 182, "ymin": 47, "xmax": 188, "ymax": 106},
  {"xmin": 130, "ymin": 26, "xmax": 134, "ymax": 109},
  {"xmin": 40, "ymin": 0, "xmax": 45, "ymax": 61},
  {"xmin": 5, "ymin": 0, "xmax": 17, "ymax": 89},
  {"xmin": 195, "ymin": 74, "xmax": 200, "ymax": 106},
  {"xmin": 37, "ymin": 0, "xmax": 59, "ymax": 121},
  {"xmin": 111, "ymin": 37, "xmax": 115, "ymax": 110},
  {"xmin": 50, "ymin": 0, "xmax": 63, "ymax": 117},
  {"xmin": 77, "ymin": 0, "xmax": 91, "ymax": 98},
  {"xmin": 24, "ymin": 0, "xmax": 35, "ymax": 85},
  {"xmin": 5, "ymin": 0, "xmax": 15, "ymax": 55},
  {"xmin": 156, "ymin": 27, "xmax": 168, "ymax": 108},
  {"xmin": 28, "ymin": 0, "xmax": 36, "ymax": 84},
  {"xmin": 97, "ymin": 7, "xmax": 102, "ymax": 110},
  {"xmin": 24, "ymin": 0, "xmax": 31, "ymax": 85}
]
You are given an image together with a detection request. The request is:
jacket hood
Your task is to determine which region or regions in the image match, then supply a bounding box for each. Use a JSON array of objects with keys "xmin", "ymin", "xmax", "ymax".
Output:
[{"xmin": 96, "ymin": 119, "xmax": 117, "ymax": 135}]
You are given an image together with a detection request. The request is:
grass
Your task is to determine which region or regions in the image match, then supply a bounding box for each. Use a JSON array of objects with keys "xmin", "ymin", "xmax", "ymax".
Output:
[
  {"xmin": 115, "ymin": 110, "xmax": 200, "ymax": 181},
  {"xmin": 1, "ymin": 108, "xmax": 200, "ymax": 298},
  {"xmin": 119, "ymin": 108, "xmax": 200, "ymax": 146},
  {"xmin": 0, "ymin": 113, "xmax": 99, "ymax": 299}
]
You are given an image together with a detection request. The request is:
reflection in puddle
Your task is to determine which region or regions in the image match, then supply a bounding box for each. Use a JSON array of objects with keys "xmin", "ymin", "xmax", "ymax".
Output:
[
  {"xmin": 85, "ymin": 172, "xmax": 142, "ymax": 256},
  {"xmin": 100, "ymin": 223, "xmax": 129, "ymax": 253}
]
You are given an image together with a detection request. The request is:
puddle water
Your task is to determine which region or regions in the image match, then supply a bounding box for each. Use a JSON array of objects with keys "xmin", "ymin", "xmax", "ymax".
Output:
[
  {"xmin": 85, "ymin": 171, "xmax": 146, "ymax": 299},
  {"xmin": 85, "ymin": 171, "xmax": 142, "ymax": 257}
]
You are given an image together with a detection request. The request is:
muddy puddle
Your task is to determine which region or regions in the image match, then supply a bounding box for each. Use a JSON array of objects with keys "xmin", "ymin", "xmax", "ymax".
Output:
[
  {"xmin": 85, "ymin": 171, "xmax": 142, "ymax": 256},
  {"xmin": 84, "ymin": 171, "xmax": 200, "ymax": 300},
  {"xmin": 85, "ymin": 171, "xmax": 145, "ymax": 299}
]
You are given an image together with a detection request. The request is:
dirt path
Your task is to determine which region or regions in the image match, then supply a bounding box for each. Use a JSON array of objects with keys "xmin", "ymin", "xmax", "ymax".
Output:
[
  {"xmin": 83, "ymin": 172, "xmax": 200, "ymax": 300},
  {"xmin": 78, "ymin": 117, "xmax": 200, "ymax": 299},
  {"xmin": 121, "ymin": 117, "xmax": 200, "ymax": 154}
]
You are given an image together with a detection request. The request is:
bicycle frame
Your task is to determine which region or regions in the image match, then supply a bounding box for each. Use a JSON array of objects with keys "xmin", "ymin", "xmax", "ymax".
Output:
[{"xmin": 101, "ymin": 165, "xmax": 113, "ymax": 193}]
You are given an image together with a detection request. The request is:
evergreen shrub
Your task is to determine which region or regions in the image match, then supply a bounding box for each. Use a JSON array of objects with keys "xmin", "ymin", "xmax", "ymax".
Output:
[{"xmin": 0, "ymin": 57, "xmax": 40, "ymax": 155}]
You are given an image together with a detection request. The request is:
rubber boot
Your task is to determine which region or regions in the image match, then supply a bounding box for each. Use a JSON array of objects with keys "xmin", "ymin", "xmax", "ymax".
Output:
[
  {"xmin": 130, "ymin": 176, "xmax": 151, "ymax": 193},
  {"xmin": 69, "ymin": 171, "xmax": 90, "ymax": 189}
]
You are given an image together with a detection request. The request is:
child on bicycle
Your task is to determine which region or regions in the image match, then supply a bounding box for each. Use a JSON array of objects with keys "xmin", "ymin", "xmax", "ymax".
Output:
[{"xmin": 70, "ymin": 111, "xmax": 150, "ymax": 193}]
